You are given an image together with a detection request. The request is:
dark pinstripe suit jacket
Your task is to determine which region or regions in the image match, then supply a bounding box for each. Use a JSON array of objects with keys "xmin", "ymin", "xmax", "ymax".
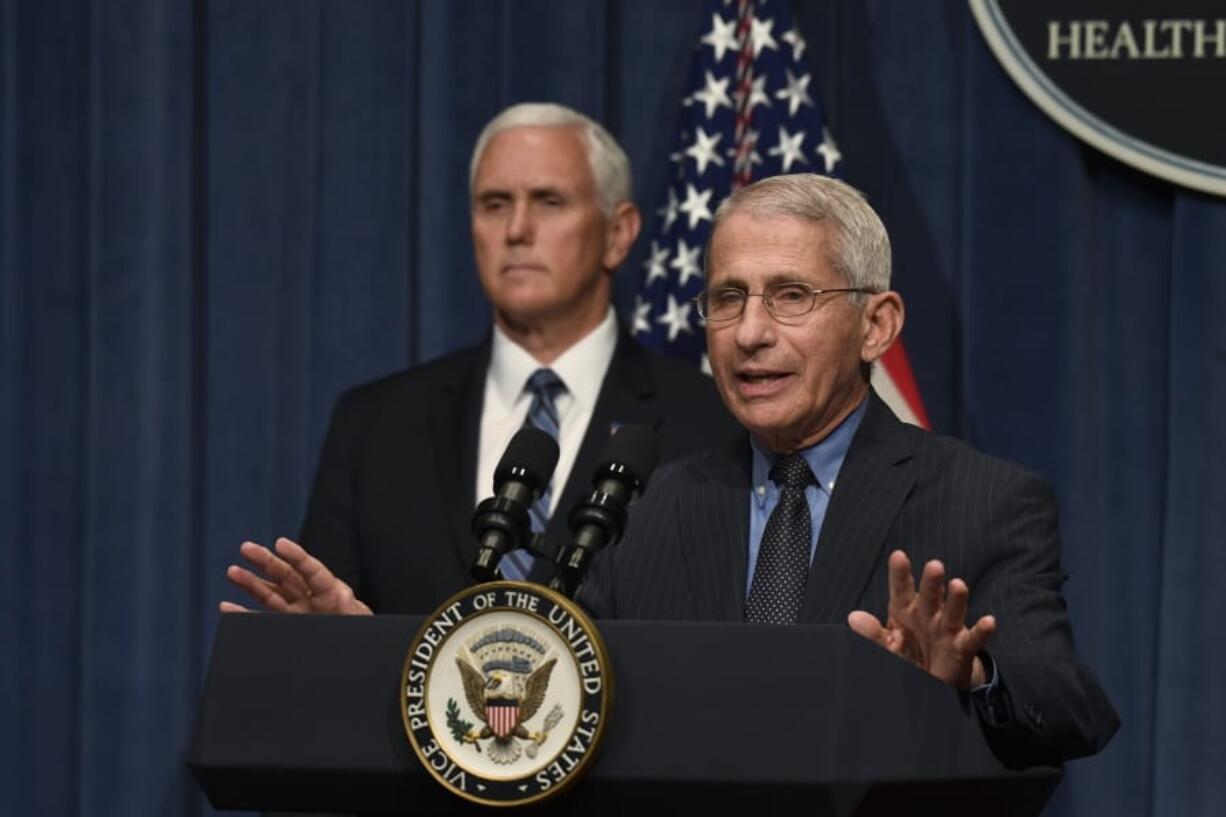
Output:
[{"xmin": 582, "ymin": 392, "xmax": 1119, "ymax": 763}]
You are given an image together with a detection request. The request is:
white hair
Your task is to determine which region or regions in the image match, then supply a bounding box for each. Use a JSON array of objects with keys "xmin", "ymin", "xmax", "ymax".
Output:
[
  {"xmin": 468, "ymin": 102, "xmax": 632, "ymax": 216},
  {"xmin": 709, "ymin": 174, "xmax": 892, "ymax": 296}
]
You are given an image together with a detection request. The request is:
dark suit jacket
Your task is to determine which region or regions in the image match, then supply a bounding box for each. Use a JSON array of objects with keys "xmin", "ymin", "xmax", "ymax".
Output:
[
  {"xmin": 581, "ymin": 392, "xmax": 1120, "ymax": 764},
  {"xmin": 299, "ymin": 330, "xmax": 738, "ymax": 616}
]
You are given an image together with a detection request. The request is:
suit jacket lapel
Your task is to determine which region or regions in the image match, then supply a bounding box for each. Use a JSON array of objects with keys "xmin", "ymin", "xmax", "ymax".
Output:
[
  {"xmin": 676, "ymin": 441, "xmax": 752, "ymax": 621},
  {"xmin": 801, "ymin": 393, "xmax": 916, "ymax": 623},
  {"xmin": 430, "ymin": 340, "xmax": 490, "ymax": 575}
]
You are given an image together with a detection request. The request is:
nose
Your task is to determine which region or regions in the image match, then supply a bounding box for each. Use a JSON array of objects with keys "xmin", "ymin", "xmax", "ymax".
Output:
[
  {"xmin": 733, "ymin": 294, "xmax": 775, "ymax": 353},
  {"xmin": 506, "ymin": 199, "xmax": 533, "ymax": 245}
]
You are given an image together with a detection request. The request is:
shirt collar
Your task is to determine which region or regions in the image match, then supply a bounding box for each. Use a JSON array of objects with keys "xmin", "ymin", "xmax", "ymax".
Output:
[
  {"xmin": 488, "ymin": 307, "xmax": 618, "ymax": 410},
  {"xmin": 750, "ymin": 395, "xmax": 869, "ymax": 507}
]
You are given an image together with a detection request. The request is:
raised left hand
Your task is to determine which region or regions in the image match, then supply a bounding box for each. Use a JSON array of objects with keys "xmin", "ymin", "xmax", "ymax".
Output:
[{"xmin": 847, "ymin": 549, "xmax": 995, "ymax": 690}]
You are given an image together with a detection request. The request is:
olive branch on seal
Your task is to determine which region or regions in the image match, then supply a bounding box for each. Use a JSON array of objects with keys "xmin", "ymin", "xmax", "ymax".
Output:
[{"xmin": 445, "ymin": 698, "xmax": 481, "ymax": 753}]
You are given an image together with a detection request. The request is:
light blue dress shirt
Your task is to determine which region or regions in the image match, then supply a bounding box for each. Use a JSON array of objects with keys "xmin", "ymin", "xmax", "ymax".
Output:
[{"xmin": 745, "ymin": 397, "xmax": 868, "ymax": 596}]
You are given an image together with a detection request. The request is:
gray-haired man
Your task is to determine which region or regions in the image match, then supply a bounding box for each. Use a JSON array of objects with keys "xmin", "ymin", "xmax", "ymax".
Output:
[
  {"xmin": 582, "ymin": 174, "xmax": 1119, "ymax": 765},
  {"xmin": 222, "ymin": 103, "xmax": 736, "ymax": 615}
]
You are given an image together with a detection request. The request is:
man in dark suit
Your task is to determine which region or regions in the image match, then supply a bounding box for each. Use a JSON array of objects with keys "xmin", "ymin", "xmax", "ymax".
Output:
[
  {"xmin": 581, "ymin": 173, "xmax": 1118, "ymax": 764},
  {"xmin": 220, "ymin": 102, "xmax": 734, "ymax": 616}
]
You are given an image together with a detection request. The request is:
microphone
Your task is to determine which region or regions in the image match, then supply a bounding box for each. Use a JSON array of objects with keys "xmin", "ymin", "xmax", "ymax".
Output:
[
  {"xmin": 549, "ymin": 424, "xmax": 659, "ymax": 597},
  {"xmin": 470, "ymin": 427, "xmax": 560, "ymax": 583}
]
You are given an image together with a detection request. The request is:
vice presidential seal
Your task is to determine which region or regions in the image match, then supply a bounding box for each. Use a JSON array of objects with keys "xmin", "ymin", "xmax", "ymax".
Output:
[{"xmin": 401, "ymin": 582, "xmax": 611, "ymax": 807}]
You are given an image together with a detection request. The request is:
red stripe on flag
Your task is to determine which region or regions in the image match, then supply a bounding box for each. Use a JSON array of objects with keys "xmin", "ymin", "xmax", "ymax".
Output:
[{"xmin": 880, "ymin": 341, "xmax": 931, "ymax": 430}]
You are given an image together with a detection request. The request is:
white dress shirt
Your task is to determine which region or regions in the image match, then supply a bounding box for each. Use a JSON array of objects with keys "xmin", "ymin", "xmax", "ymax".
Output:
[{"xmin": 475, "ymin": 307, "xmax": 619, "ymax": 515}]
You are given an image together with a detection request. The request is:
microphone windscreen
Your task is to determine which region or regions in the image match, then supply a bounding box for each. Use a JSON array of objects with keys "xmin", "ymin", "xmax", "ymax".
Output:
[
  {"xmin": 598, "ymin": 424, "xmax": 660, "ymax": 484},
  {"xmin": 496, "ymin": 427, "xmax": 560, "ymax": 489}
]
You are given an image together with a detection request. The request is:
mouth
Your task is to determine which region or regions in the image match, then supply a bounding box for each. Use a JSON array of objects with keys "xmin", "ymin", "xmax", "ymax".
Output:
[
  {"xmin": 501, "ymin": 263, "xmax": 546, "ymax": 275},
  {"xmin": 734, "ymin": 370, "xmax": 794, "ymax": 398}
]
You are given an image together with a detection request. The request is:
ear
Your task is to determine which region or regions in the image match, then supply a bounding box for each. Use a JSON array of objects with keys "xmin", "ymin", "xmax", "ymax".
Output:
[
  {"xmin": 602, "ymin": 202, "xmax": 642, "ymax": 270},
  {"xmin": 860, "ymin": 291, "xmax": 905, "ymax": 364}
]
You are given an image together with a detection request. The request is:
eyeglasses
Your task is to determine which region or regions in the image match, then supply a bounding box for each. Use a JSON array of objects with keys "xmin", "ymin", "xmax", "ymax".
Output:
[{"xmin": 693, "ymin": 282, "xmax": 876, "ymax": 322}]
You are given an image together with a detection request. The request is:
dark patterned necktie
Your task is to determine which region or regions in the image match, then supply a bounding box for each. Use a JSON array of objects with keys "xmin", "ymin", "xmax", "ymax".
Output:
[
  {"xmin": 744, "ymin": 453, "xmax": 816, "ymax": 624},
  {"xmin": 500, "ymin": 368, "xmax": 565, "ymax": 581}
]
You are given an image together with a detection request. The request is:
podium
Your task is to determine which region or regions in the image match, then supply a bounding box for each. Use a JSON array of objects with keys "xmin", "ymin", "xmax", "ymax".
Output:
[{"xmin": 187, "ymin": 614, "xmax": 1060, "ymax": 815}]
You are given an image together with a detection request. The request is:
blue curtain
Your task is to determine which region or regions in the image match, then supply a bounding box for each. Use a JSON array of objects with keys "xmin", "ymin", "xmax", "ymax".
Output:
[{"xmin": 1, "ymin": 1, "xmax": 1222, "ymax": 815}]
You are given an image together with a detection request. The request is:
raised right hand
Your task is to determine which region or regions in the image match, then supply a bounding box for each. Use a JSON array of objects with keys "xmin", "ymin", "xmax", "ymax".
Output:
[{"xmin": 220, "ymin": 537, "xmax": 372, "ymax": 616}]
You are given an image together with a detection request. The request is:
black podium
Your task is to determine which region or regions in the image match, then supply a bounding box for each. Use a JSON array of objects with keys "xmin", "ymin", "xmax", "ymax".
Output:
[{"xmin": 187, "ymin": 614, "xmax": 1059, "ymax": 815}]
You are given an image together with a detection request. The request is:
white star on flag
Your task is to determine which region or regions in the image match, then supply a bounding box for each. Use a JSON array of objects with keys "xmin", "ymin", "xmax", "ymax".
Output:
[
  {"xmin": 657, "ymin": 187, "xmax": 679, "ymax": 231},
  {"xmin": 782, "ymin": 27, "xmax": 806, "ymax": 61},
  {"xmin": 701, "ymin": 13, "xmax": 739, "ymax": 62},
  {"xmin": 656, "ymin": 294, "xmax": 693, "ymax": 342},
  {"xmin": 768, "ymin": 126, "xmax": 807, "ymax": 173},
  {"xmin": 817, "ymin": 127, "xmax": 842, "ymax": 173},
  {"xmin": 668, "ymin": 130, "xmax": 688, "ymax": 165},
  {"xmin": 746, "ymin": 75, "xmax": 772, "ymax": 114},
  {"xmin": 728, "ymin": 127, "xmax": 764, "ymax": 170},
  {"xmin": 749, "ymin": 16, "xmax": 778, "ymax": 57},
  {"xmin": 776, "ymin": 69, "xmax": 813, "ymax": 116},
  {"xmin": 685, "ymin": 127, "xmax": 725, "ymax": 175},
  {"xmin": 632, "ymin": 296, "xmax": 652, "ymax": 335},
  {"xmin": 643, "ymin": 240, "xmax": 670, "ymax": 284},
  {"xmin": 692, "ymin": 71, "xmax": 733, "ymax": 119},
  {"xmin": 678, "ymin": 183, "xmax": 713, "ymax": 229},
  {"xmin": 670, "ymin": 238, "xmax": 703, "ymax": 287}
]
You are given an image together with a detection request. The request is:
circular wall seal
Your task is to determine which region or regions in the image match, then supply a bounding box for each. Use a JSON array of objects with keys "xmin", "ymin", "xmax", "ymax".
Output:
[
  {"xmin": 971, "ymin": 0, "xmax": 1226, "ymax": 196},
  {"xmin": 401, "ymin": 581, "xmax": 612, "ymax": 807}
]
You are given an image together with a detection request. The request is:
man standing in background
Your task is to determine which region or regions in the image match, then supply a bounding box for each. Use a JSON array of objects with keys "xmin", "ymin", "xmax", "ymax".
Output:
[{"xmin": 221, "ymin": 102, "xmax": 735, "ymax": 615}]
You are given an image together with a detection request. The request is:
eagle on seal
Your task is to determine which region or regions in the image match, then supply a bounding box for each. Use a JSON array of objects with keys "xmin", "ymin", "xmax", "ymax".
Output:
[{"xmin": 456, "ymin": 655, "xmax": 557, "ymax": 764}]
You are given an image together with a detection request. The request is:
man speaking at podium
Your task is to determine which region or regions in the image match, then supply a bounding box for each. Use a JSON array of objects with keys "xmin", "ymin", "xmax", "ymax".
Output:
[
  {"xmin": 581, "ymin": 174, "xmax": 1119, "ymax": 764},
  {"xmin": 221, "ymin": 103, "xmax": 734, "ymax": 616}
]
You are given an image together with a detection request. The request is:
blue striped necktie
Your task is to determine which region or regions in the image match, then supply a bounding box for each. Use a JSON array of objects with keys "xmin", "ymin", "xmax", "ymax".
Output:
[{"xmin": 499, "ymin": 368, "xmax": 565, "ymax": 581}]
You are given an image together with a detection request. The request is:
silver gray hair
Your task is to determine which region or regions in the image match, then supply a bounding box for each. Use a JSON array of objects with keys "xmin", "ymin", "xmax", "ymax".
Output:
[
  {"xmin": 709, "ymin": 174, "xmax": 892, "ymax": 296},
  {"xmin": 469, "ymin": 102, "xmax": 632, "ymax": 216}
]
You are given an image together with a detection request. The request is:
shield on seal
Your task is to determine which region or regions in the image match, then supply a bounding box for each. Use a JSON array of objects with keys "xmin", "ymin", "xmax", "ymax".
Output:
[{"xmin": 486, "ymin": 700, "xmax": 519, "ymax": 739}]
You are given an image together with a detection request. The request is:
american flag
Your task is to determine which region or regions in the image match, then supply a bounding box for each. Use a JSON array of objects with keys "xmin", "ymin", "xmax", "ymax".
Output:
[{"xmin": 633, "ymin": 0, "xmax": 930, "ymax": 428}]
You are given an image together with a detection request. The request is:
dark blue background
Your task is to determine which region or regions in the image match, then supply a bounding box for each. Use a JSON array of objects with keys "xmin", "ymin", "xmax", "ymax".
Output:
[{"xmin": 1, "ymin": 1, "xmax": 1222, "ymax": 814}]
